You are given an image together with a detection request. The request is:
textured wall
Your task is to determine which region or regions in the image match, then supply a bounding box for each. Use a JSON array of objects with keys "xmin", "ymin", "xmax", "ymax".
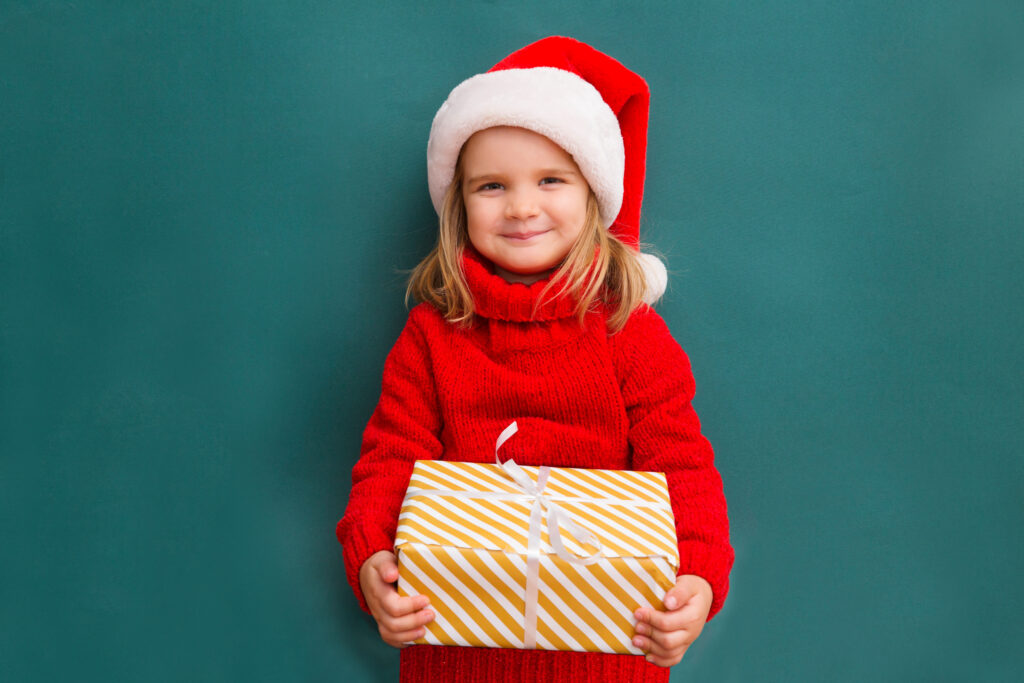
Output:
[{"xmin": 2, "ymin": 2, "xmax": 1022, "ymax": 680}]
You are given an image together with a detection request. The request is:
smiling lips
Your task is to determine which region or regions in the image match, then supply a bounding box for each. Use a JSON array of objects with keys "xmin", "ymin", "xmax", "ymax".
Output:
[{"xmin": 501, "ymin": 229, "xmax": 549, "ymax": 241}]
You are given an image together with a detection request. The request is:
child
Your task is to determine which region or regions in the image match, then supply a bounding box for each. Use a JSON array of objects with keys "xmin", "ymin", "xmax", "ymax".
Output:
[{"xmin": 336, "ymin": 36, "xmax": 733, "ymax": 682}]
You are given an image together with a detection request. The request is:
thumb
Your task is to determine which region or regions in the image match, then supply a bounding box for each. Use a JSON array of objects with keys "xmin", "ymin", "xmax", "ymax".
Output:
[
  {"xmin": 663, "ymin": 578, "xmax": 701, "ymax": 611},
  {"xmin": 376, "ymin": 553, "xmax": 399, "ymax": 583},
  {"xmin": 662, "ymin": 585, "xmax": 689, "ymax": 611}
]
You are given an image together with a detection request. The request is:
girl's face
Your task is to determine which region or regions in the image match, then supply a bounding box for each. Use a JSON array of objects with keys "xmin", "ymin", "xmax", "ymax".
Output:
[{"xmin": 460, "ymin": 126, "xmax": 590, "ymax": 284}]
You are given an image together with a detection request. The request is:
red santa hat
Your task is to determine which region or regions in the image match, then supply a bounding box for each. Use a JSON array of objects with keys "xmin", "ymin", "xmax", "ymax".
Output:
[{"xmin": 426, "ymin": 36, "xmax": 667, "ymax": 304}]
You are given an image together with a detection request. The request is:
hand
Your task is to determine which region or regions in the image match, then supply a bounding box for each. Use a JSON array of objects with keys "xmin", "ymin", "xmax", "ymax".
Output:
[
  {"xmin": 359, "ymin": 550, "xmax": 435, "ymax": 648},
  {"xmin": 632, "ymin": 574, "xmax": 713, "ymax": 667}
]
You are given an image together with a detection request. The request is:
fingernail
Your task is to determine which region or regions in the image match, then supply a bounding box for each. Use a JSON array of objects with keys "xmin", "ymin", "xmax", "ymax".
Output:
[
  {"xmin": 665, "ymin": 596, "xmax": 678, "ymax": 610},
  {"xmin": 646, "ymin": 655, "xmax": 654, "ymax": 663},
  {"xmin": 632, "ymin": 637, "xmax": 643, "ymax": 648}
]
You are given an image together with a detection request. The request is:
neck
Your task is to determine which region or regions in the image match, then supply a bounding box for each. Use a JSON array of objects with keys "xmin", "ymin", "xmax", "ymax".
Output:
[{"xmin": 493, "ymin": 265, "xmax": 554, "ymax": 285}]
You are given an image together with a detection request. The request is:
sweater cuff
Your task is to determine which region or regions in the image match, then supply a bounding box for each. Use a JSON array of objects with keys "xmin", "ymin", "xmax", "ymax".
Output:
[
  {"xmin": 336, "ymin": 516, "xmax": 395, "ymax": 615},
  {"xmin": 676, "ymin": 539, "xmax": 734, "ymax": 621}
]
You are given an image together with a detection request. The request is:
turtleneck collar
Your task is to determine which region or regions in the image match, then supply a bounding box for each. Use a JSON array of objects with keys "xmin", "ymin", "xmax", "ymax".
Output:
[{"xmin": 461, "ymin": 247, "xmax": 579, "ymax": 323}]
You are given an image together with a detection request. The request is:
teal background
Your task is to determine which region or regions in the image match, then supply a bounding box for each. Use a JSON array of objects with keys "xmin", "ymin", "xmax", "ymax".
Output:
[{"xmin": 2, "ymin": 1, "xmax": 1022, "ymax": 681}]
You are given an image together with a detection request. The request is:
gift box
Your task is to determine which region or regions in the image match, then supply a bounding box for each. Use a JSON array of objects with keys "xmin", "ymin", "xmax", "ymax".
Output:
[{"xmin": 394, "ymin": 422, "xmax": 679, "ymax": 654}]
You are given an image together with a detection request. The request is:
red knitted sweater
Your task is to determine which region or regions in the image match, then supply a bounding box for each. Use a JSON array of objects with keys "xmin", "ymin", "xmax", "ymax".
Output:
[{"xmin": 336, "ymin": 249, "xmax": 733, "ymax": 682}]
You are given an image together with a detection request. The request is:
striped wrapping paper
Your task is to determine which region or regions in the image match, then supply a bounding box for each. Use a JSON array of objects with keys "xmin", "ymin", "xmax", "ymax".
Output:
[{"xmin": 394, "ymin": 429, "xmax": 679, "ymax": 655}]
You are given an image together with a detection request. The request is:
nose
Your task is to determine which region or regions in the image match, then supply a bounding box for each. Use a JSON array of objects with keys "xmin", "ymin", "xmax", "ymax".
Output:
[{"xmin": 504, "ymin": 189, "xmax": 540, "ymax": 221}]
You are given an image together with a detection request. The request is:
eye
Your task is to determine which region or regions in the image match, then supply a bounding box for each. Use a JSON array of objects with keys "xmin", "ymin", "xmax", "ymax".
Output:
[
  {"xmin": 539, "ymin": 177, "xmax": 564, "ymax": 185},
  {"xmin": 477, "ymin": 182, "xmax": 503, "ymax": 191}
]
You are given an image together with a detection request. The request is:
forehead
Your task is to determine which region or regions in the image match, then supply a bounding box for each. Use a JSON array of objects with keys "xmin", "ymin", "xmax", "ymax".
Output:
[{"xmin": 460, "ymin": 126, "xmax": 578, "ymax": 169}]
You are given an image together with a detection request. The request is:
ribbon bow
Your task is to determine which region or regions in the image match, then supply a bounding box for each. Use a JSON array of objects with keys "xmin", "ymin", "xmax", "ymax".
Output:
[{"xmin": 493, "ymin": 421, "xmax": 603, "ymax": 566}]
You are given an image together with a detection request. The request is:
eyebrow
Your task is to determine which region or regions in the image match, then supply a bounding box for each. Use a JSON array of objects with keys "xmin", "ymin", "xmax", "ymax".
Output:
[
  {"xmin": 464, "ymin": 169, "xmax": 580, "ymax": 186},
  {"xmin": 538, "ymin": 168, "xmax": 580, "ymax": 177},
  {"xmin": 464, "ymin": 173, "xmax": 500, "ymax": 187}
]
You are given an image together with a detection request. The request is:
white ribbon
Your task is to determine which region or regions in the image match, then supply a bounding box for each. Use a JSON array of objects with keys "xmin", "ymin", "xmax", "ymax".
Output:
[{"xmin": 494, "ymin": 421, "xmax": 602, "ymax": 649}]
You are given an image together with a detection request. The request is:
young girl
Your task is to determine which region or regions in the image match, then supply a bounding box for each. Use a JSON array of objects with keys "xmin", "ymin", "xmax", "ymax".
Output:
[{"xmin": 337, "ymin": 36, "xmax": 733, "ymax": 682}]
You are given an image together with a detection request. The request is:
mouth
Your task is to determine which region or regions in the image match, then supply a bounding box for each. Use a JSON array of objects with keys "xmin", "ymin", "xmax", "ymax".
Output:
[{"xmin": 501, "ymin": 229, "xmax": 550, "ymax": 241}]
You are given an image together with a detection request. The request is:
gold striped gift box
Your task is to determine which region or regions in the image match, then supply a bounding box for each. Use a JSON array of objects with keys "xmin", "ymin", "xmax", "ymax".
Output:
[{"xmin": 394, "ymin": 422, "xmax": 679, "ymax": 654}]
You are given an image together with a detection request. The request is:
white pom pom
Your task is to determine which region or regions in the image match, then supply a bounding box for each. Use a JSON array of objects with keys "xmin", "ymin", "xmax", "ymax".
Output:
[{"xmin": 638, "ymin": 252, "xmax": 667, "ymax": 305}]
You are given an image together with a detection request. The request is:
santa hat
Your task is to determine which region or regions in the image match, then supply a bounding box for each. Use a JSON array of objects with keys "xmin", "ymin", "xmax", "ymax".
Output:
[{"xmin": 426, "ymin": 36, "xmax": 667, "ymax": 304}]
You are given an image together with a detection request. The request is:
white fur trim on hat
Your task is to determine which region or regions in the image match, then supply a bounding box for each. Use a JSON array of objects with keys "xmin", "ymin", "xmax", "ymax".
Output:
[
  {"xmin": 638, "ymin": 252, "xmax": 667, "ymax": 304},
  {"xmin": 427, "ymin": 67, "xmax": 625, "ymax": 228}
]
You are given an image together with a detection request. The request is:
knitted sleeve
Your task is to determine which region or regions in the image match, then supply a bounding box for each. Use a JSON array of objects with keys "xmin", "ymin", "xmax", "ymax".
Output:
[
  {"xmin": 611, "ymin": 306, "xmax": 734, "ymax": 620},
  {"xmin": 335, "ymin": 305, "xmax": 444, "ymax": 613}
]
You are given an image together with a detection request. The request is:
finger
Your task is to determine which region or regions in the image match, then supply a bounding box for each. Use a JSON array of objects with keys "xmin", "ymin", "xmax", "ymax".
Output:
[
  {"xmin": 647, "ymin": 625, "xmax": 691, "ymax": 653},
  {"xmin": 664, "ymin": 577, "xmax": 708, "ymax": 612},
  {"xmin": 383, "ymin": 621, "xmax": 431, "ymax": 647},
  {"xmin": 642, "ymin": 635, "xmax": 687, "ymax": 666},
  {"xmin": 676, "ymin": 600, "xmax": 709, "ymax": 627},
  {"xmin": 381, "ymin": 630, "xmax": 415, "ymax": 649},
  {"xmin": 380, "ymin": 607, "xmax": 435, "ymax": 633},
  {"xmin": 633, "ymin": 631, "xmax": 679, "ymax": 659},
  {"xmin": 662, "ymin": 587, "xmax": 692, "ymax": 612},
  {"xmin": 364, "ymin": 572, "xmax": 426, "ymax": 611},
  {"xmin": 644, "ymin": 650, "xmax": 685, "ymax": 668},
  {"xmin": 675, "ymin": 590, "xmax": 713, "ymax": 621},
  {"xmin": 381, "ymin": 590, "xmax": 430, "ymax": 617},
  {"xmin": 375, "ymin": 556, "xmax": 400, "ymax": 583},
  {"xmin": 655, "ymin": 595, "xmax": 711, "ymax": 636},
  {"xmin": 646, "ymin": 607, "xmax": 689, "ymax": 632},
  {"xmin": 388, "ymin": 632, "xmax": 420, "ymax": 647},
  {"xmin": 633, "ymin": 633, "xmax": 670, "ymax": 659}
]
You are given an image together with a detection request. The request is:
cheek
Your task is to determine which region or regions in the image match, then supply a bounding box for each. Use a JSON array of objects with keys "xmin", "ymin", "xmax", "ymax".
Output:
[
  {"xmin": 556, "ymin": 195, "xmax": 589, "ymax": 231},
  {"xmin": 464, "ymin": 200, "xmax": 495, "ymax": 231},
  {"xmin": 464, "ymin": 206, "xmax": 495, "ymax": 253},
  {"xmin": 465, "ymin": 213, "xmax": 489, "ymax": 245}
]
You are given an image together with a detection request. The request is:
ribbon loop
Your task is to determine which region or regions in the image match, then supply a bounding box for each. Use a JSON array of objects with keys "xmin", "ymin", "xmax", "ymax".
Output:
[
  {"xmin": 493, "ymin": 422, "xmax": 604, "ymax": 565},
  {"xmin": 494, "ymin": 421, "xmax": 538, "ymax": 494}
]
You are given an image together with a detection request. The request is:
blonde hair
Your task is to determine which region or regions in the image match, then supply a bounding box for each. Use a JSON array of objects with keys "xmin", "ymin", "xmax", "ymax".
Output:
[{"xmin": 406, "ymin": 161, "xmax": 649, "ymax": 333}]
